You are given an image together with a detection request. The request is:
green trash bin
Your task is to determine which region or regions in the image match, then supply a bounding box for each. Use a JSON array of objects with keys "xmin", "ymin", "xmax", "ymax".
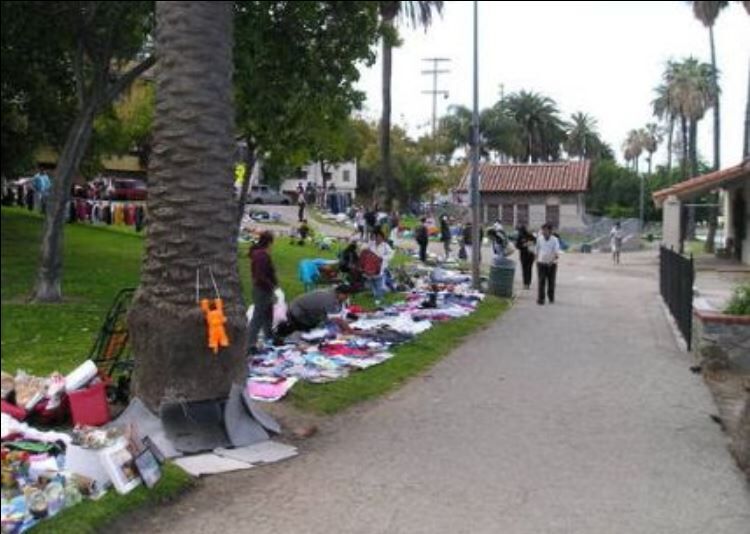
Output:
[{"xmin": 488, "ymin": 258, "xmax": 515, "ymax": 298}]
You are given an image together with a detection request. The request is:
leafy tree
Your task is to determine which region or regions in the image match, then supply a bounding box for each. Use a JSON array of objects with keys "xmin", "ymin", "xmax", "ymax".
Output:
[
  {"xmin": 565, "ymin": 112, "xmax": 606, "ymax": 161},
  {"xmin": 233, "ymin": 1, "xmax": 379, "ymax": 223},
  {"xmin": 129, "ymin": 1, "xmax": 244, "ymax": 410},
  {"xmin": 377, "ymin": 1, "xmax": 443, "ymax": 207},
  {"xmin": 1, "ymin": 2, "xmax": 155, "ymax": 302}
]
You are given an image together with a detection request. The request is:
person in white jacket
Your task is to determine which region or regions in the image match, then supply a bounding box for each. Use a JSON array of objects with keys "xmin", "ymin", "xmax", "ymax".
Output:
[
  {"xmin": 535, "ymin": 223, "xmax": 560, "ymax": 305},
  {"xmin": 368, "ymin": 230, "xmax": 393, "ymax": 305}
]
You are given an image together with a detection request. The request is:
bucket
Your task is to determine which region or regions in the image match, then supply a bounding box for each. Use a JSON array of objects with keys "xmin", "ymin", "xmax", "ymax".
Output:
[{"xmin": 68, "ymin": 382, "xmax": 110, "ymax": 427}]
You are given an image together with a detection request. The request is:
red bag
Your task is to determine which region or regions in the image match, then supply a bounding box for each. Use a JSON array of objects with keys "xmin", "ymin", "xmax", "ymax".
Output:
[
  {"xmin": 1, "ymin": 399, "xmax": 27, "ymax": 421},
  {"xmin": 358, "ymin": 249, "xmax": 382, "ymax": 277},
  {"xmin": 68, "ymin": 382, "xmax": 110, "ymax": 427}
]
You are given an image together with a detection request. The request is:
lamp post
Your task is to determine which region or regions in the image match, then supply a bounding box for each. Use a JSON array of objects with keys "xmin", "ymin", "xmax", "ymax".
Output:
[{"xmin": 470, "ymin": 0, "xmax": 481, "ymax": 289}]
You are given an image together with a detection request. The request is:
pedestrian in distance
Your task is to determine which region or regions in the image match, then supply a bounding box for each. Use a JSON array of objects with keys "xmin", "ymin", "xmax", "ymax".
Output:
[
  {"xmin": 535, "ymin": 223, "xmax": 560, "ymax": 305},
  {"xmin": 610, "ymin": 221, "xmax": 624, "ymax": 265},
  {"xmin": 440, "ymin": 215, "xmax": 452, "ymax": 261},
  {"xmin": 415, "ymin": 217, "xmax": 429, "ymax": 263},
  {"xmin": 515, "ymin": 225, "xmax": 536, "ymax": 289}
]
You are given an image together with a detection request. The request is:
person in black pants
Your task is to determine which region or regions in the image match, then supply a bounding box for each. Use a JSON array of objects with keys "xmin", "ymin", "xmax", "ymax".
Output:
[
  {"xmin": 535, "ymin": 223, "xmax": 560, "ymax": 305},
  {"xmin": 515, "ymin": 225, "xmax": 536, "ymax": 289},
  {"xmin": 415, "ymin": 217, "xmax": 429, "ymax": 263}
]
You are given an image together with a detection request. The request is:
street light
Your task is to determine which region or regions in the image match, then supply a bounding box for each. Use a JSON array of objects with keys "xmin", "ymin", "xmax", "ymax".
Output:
[{"xmin": 470, "ymin": 0, "xmax": 481, "ymax": 290}]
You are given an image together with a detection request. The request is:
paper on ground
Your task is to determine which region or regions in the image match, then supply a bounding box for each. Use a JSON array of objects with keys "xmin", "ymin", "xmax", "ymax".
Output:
[
  {"xmin": 215, "ymin": 441, "xmax": 298, "ymax": 465},
  {"xmin": 173, "ymin": 453, "xmax": 254, "ymax": 477}
]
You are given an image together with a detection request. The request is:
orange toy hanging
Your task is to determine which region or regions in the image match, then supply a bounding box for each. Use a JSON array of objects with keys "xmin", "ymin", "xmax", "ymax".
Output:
[{"xmin": 200, "ymin": 298, "xmax": 230, "ymax": 354}]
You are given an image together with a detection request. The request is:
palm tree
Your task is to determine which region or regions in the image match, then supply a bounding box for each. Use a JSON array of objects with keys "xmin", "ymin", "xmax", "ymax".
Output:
[
  {"xmin": 378, "ymin": 1, "xmax": 443, "ymax": 208},
  {"xmin": 565, "ymin": 112, "xmax": 601, "ymax": 160},
  {"xmin": 652, "ymin": 83, "xmax": 675, "ymax": 172},
  {"xmin": 642, "ymin": 123, "xmax": 662, "ymax": 176},
  {"xmin": 688, "ymin": 1, "xmax": 728, "ymax": 171},
  {"xmin": 128, "ymin": 1, "xmax": 246, "ymax": 410},
  {"xmin": 504, "ymin": 90, "xmax": 566, "ymax": 162},
  {"xmin": 623, "ymin": 129, "xmax": 644, "ymax": 173},
  {"xmin": 663, "ymin": 58, "xmax": 715, "ymax": 179}
]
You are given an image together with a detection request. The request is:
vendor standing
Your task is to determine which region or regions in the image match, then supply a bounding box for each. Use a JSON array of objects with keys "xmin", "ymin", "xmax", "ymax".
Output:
[
  {"xmin": 367, "ymin": 230, "xmax": 393, "ymax": 306},
  {"xmin": 275, "ymin": 285, "xmax": 353, "ymax": 338},
  {"xmin": 248, "ymin": 231, "xmax": 277, "ymax": 352}
]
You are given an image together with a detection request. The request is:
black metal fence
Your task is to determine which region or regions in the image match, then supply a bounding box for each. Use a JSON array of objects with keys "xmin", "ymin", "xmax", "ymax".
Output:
[{"xmin": 659, "ymin": 246, "xmax": 694, "ymax": 350}]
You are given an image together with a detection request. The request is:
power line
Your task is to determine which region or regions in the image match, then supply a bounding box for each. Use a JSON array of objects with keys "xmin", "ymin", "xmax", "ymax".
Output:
[{"xmin": 421, "ymin": 57, "xmax": 451, "ymax": 163}]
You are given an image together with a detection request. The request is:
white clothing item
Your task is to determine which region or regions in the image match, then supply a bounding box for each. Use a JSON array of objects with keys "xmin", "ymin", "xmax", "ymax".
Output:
[
  {"xmin": 610, "ymin": 228, "xmax": 624, "ymax": 250},
  {"xmin": 536, "ymin": 235, "xmax": 560, "ymax": 264},
  {"xmin": 370, "ymin": 241, "xmax": 393, "ymax": 275}
]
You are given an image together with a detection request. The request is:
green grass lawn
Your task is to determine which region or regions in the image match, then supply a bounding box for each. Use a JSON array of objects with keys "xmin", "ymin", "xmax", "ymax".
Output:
[{"xmin": 1, "ymin": 207, "xmax": 334, "ymax": 375}]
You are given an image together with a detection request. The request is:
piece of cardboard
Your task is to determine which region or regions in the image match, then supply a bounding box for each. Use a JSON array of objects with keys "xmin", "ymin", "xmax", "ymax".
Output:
[
  {"xmin": 173, "ymin": 453, "xmax": 253, "ymax": 477},
  {"xmin": 160, "ymin": 400, "xmax": 230, "ymax": 453},
  {"xmin": 110, "ymin": 398, "xmax": 182, "ymax": 459},
  {"xmin": 215, "ymin": 441, "xmax": 297, "ymax": 465},
  {"xmin": 224, "ymin": 384, "xmax": 269, "ymax": 447}
]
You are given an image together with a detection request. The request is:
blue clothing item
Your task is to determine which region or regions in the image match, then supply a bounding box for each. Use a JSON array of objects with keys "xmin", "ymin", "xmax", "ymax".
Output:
[
  {"xmin": 369, "ymin": 275, "xmax": 385, "ymax": 302},
  {"xmin": 32, "ymin": 173, "xmax": 51, "ymax": 193},
  {"xmin": 298, "ymin": 258, "xmax": 332, "ymax": 292}
]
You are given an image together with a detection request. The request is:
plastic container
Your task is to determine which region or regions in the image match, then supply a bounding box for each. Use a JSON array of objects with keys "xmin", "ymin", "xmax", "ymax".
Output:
[
  {"xmin": 65, "ymin": 360, "xmax": 98, "ymax": 392},
  {"xmin": 489, "ymin": 259, "xmax": 515, "ymax": 298},
  {"xmin": 68, "ymin": 382, "xmax": 110, "ymax": 427}
]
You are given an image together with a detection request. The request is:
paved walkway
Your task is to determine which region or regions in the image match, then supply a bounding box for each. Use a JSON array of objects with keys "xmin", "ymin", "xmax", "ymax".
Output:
[{"xmin": 122, "ymin": 250, "xmax": 749, "ymax": 534}]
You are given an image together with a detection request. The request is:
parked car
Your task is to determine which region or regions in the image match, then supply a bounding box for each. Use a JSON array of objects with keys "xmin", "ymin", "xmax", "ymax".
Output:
[
  {"xmin": 104, "ymin": 178, "xmax": 147, "ymax": 201},
  {"xmin": 247, "ymin": 185, "xmax": 291, "ymax": 205}
]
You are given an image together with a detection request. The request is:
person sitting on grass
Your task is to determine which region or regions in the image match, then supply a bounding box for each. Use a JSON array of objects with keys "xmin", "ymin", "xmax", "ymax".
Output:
[
  {"xmin": 297, "ymin": 219, "xmax": 312, "ymax": 245},
  {"xmin": 274, "ymin": 285, "xmax": 354, "ymax": 340}
]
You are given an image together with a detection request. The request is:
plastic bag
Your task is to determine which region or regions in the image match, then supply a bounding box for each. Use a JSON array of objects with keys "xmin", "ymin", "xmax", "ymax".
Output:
[{"xmin": 273, "ymin": 289, "xmax": 287, "ymax": 327}]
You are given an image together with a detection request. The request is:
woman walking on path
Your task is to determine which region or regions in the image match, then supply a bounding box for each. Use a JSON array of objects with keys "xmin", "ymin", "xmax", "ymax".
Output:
[
  {"xmin": 516, "ymin": 225, "xmax": 536, "ymax": 289},
  {"xmin": 248, "ymin": 231, "xmax": 277, "ymax": 353}
]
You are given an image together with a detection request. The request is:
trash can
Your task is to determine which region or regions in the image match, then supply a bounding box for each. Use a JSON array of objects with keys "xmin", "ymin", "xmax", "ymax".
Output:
[{"xmin": 488, "ymin": 257, "xmax": 515, "ymax": 298}]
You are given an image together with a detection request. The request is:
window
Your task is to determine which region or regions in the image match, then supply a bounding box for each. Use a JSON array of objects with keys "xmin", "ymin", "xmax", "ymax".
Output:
[
  {"xmin": 502, "ymin": 204, "xmax": 514, "ymax": 226},
  {"xmin": 516, "ymin": 204, "xmax": 529, "ymax": 226},
  {"xmin": 487, "ymin": 204, "xmax": 499, "ymax": 223},
  {"xmin": 546, "ymin": 204, "xmax": 560, "ymax": 228},
  {"xmin": 342, "ymin": 170, "xmax": 351, "ymax": 182}
]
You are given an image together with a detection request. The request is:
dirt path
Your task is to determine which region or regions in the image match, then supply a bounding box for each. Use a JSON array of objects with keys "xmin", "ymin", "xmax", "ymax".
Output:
[{"xmin": 117, "ymin": 250, "xmax": 750, "ymax": 534}]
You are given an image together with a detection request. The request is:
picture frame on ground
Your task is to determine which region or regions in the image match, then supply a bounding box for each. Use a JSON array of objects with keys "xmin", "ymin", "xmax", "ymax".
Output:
[
  {"xmin": 99, "ymin": 439, "xmax": 141, "ymax": 494},
  {"xmin": 134, "ymin": 448, "xmax": 162, "ymax": 488}
]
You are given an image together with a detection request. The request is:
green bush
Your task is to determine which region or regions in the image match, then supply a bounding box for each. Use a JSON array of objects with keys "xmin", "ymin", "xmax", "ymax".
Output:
[{"xmin": 725, "ymin": 283, "xmax": 750, "ymax": 316}]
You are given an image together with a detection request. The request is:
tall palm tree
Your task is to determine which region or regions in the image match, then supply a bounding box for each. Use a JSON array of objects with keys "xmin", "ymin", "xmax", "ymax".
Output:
[
  {"xmin": 378, "ymin": 1, "xmax": 443, "ymax": 208},
  {"xmin": 565, "ymin": 112, "xmax": 601, "ymax": 160},
  {"xmin": 504, "ymin": 90, "xmax": 566, "ymax": 162},
  {"xmin": 652, "ymin": 83, "xmax": 675, "ymax": 172},
  {"xmin": 623, "ymin": 129, "xmax": 644, "ymax": 173},
  {"xmin": 688, "ymin": 1, "xmax": 728, "ymax": 171},
  {"xmin": 129, "ymin": 1, "xmax": 246, "ymax": 410},
  {"xmin": 642, "ymin": 123, "xmax": 662, "ymax": 176}
]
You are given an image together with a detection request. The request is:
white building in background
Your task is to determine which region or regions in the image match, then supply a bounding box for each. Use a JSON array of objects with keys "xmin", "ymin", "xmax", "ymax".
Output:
[{"xmin": 281, "ymin": 161, "xmax": 357, "ymax": 199}]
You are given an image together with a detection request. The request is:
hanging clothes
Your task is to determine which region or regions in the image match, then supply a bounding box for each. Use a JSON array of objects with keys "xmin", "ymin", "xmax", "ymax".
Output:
[
  {"xmin": 91, "ymin": 202, "xmax": 101, "ymax": 224},
  {"xmin": 68, "ymin": 201, "xmax": 77, "ymax": 223},
  {"xmin": 124, "ymin": 204, "xmax": 137, "ymax": 226},
  {"xmin": 113, "ymin": 204, "xmax": 125, "ymax": 225},
  {"xmin": 103, "ymin": 204, "xmax": 112, "ymax": 225},
  {"xmin": 135, "ymin": 206, "xmax": 145, "ymax": 232}
]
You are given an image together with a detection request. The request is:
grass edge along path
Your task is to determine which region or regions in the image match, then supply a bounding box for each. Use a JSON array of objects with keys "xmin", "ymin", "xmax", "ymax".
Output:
[{"xmin": 288, "ymin": 295, "xmax": 510, "ymax": 414}]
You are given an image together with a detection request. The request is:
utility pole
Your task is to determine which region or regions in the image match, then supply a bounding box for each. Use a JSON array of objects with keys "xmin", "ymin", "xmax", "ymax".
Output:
[
  {"xmin": 421, "ymin": 58, "xmax": 451, "ymax": 163},
  {"xmin": 471, "ymin": 1, "xmax": 481, "ymax": 290}
]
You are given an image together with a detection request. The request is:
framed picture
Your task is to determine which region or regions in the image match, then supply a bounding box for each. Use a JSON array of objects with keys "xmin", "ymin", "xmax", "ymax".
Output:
[
  {"xmin": 142, "ymin": 436, "xmax": 166, "ymax": 464},
  {"xmin": 99, "ymin": 439, "xmax": 141, "ymax": 494},
  {"xmin": 134, "ymin": 448, "xmax": 162, "ymax": 489}
]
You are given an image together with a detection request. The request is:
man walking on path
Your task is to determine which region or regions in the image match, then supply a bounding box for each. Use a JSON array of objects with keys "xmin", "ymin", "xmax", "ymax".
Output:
[
  {"xmin": 610, "ymin": 221, "xmax": 623, "ymax": 265},
  {"xmin": 536, "ymin": 223, "xmax": 560, "ymax": 305},
  {"xmin": 440, "ymin": 215, "xmax": 452, "ymax": 261}
]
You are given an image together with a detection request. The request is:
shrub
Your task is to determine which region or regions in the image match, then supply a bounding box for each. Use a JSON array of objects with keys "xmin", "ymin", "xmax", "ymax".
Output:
[{"xmin": 725, "ymin": 283, "xmax": 750, "ymax": 316}]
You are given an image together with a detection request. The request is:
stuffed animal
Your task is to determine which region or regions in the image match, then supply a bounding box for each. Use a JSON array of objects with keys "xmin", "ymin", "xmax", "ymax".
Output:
[{"xmin": 200, "ymin": 298, "xmax": 230, "ymax": 354}]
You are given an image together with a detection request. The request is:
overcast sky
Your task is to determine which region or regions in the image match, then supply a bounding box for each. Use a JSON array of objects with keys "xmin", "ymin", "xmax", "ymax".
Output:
[{"xmin": 355, "ymin": 1, "xmax": 750, "ymax": 167}]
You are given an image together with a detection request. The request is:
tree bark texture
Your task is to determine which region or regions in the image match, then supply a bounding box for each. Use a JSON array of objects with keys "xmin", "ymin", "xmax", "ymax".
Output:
[
  {"xmin": 129, "ymin": 1, "xmax": 246, "ymax": 411},
  {"xmin": 34, "ymin": 102, "xmax": 98, "ymax": 302},
  {"xmin": 666, "ymin": 117, "xmax": 674, "ymax": 175},
  {"xmin": 680, "ymin": 114, "xmax": 689, "ymax": 180},
  {"xmin": 745, "ymin": 62, "xmax": 750, "ymax": 159},
  {"xmin": 709, "ymin": 26, "xmax": 720, "ymax": 171},
  {"xmin": 379, "ymin": 26, "xmax": 393, "ymax": 210}
]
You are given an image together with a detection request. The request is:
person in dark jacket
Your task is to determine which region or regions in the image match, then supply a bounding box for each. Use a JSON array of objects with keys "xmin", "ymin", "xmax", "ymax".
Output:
[
  {"xmin": 248, "ymin": 231, "xmax": 277, "ymax": 352},
  {"xmin": 415, "ymin": 217, "xmax": 429, "ymax": 263},
  {"xmin": 439, "ymin": 215, "xmax": 452, "ymax": 261},
  {"xmin": 515, "ymin": 225, "xmax": 536, "ymax": 289}
]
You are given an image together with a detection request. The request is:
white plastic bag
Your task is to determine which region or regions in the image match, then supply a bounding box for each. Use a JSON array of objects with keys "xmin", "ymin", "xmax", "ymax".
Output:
[{"xmin": 273, "ymin": 288, "xmax": 287, "ymax": 327}]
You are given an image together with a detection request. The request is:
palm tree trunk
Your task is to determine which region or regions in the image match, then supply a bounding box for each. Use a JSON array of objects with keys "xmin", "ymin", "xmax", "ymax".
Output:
[
  {"xmin": 379, "ymin": 24, "xmax": 394, "ymax": 210},
  {"xmin": 744, "ymin": 60, "xmax": 750, "ymax": 159},
  {"xmin": 666, "ymin": 116, "xmax": 674, "ymax": 174},
  {"xmin": 680, "ymin": 114, "xmax": 689, "ymax": 180},
  {"xmin": 129, "ymin": 1, "xmax": 246, "ymax": 411},
  {"xmin": 709, "ymin": 26, "xmax": 720, "ymax": 171},
  {"xmin": 689, "ymin": 119, "xmax": 698, "ymax": 178}
]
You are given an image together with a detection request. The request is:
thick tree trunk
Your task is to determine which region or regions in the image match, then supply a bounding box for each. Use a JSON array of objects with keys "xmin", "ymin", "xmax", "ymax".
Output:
[
  {"xmin": 34, "ymin": 102, "xmax": 98, "ymax": 302},
  {"xmin": 235, "ymin": 147, "xmax": 256, "ymax": 230},
  {"xmin": 129, "ymin": 1, "xmax": 245, "ymax": 411},
  {"xmin": 379, "ymin": 27, "xmax": 393, "ymax": 210}
]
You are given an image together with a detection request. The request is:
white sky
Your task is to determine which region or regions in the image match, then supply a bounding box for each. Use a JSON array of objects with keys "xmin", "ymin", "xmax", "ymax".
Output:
[{"xmin": 355, "ymin": 0, "xmax": 750, "ymax": 166}]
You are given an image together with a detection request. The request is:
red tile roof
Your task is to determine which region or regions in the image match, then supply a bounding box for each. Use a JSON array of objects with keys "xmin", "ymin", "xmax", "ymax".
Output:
[
  {"xmin": 652, "ymin": 160, "xmax": 750, "ymax": 205},
  {"xmin": 457, "ymin": 160, "xmax": 591, "ymax": 193}
]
